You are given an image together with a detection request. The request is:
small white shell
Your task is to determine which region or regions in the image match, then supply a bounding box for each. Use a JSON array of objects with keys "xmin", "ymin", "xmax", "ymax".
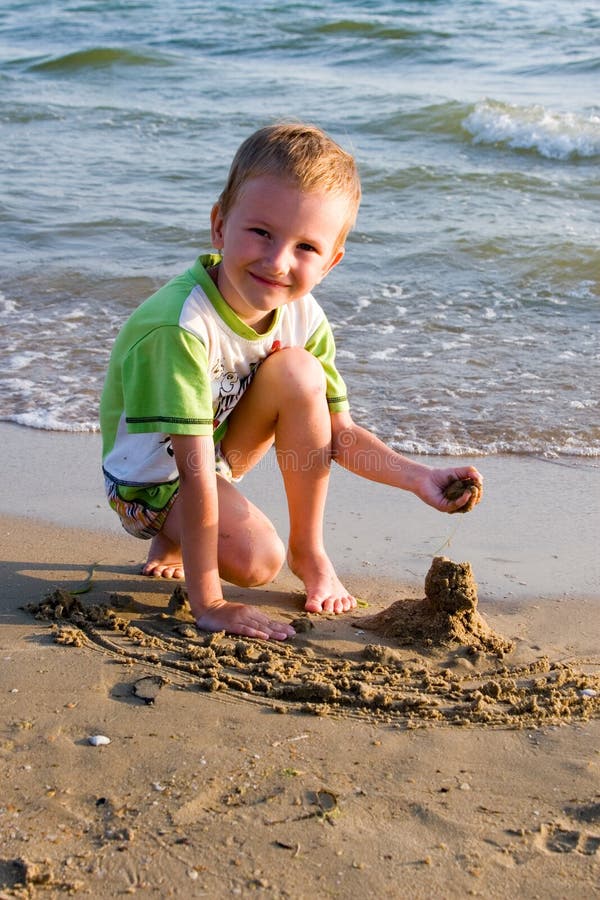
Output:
[
  {"xmin": 580, "ymin": 688, "xmax": 597, "ymax": 698},
  {"xmin": 88, "ymin": 734, "xmax": 111, "ymax": 746}
]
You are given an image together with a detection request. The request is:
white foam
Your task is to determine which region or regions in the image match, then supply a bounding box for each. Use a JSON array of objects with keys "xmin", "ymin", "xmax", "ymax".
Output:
[
  {"xmin": 440, "ymin": 340, "xmax": 466, "ymax": 351},
  {"xmin": 371, "ymin": 347, "xmax": 398, "ymax": 361},
  {"xmin": 6, "ymin": 352, "xmax": 42, "ymax": 371},
  {"xmin": 5, "ymin": 411, "xmax": 99, "ymax": 432},
  {"xmin": 2, "ymin": 377, "xmax": 35, "ymax": 391},
  {"xmin": 381, "ymin": 285, "xmax": 404, "ymax": 300},
  {"xmin": 569, "ymin": 399, "xmax": 598, "ymax": 409},
  {"xmin": 0, "ymin": 293, "xmax": 18, "ymax": 315},
  {"xmin": 463, "ymin": 100, "xmax": 600, "ymax": 160}
]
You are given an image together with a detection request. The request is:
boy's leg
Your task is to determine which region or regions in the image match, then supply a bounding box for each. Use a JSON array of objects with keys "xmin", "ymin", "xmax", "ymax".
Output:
[
  {"xmin": 221, "ymin": 347, "xmax": 356, "ymax": 614},
  {"xmin": 143, "ymin": 478, "xmax": 285, "ymax": 586}
]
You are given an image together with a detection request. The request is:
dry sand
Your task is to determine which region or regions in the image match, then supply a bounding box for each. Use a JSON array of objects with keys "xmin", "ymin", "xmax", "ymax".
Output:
[{"xmin": 1, "ymin": 423, "xmax": 599, "ymax": 898}]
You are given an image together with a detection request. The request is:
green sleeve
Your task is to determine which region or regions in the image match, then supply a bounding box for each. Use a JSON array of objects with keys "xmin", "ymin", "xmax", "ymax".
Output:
[
  {"xmin": 122, "ymin": 326, "xmax": 214, "ymax": 435},
  {"xmin": 304, "ymin": 318, "xmax": 350, "ymax": 413}
]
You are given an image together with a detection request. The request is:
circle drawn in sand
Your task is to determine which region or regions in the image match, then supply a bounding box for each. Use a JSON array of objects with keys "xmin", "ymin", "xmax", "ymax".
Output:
[{"xmin": 26, "ymin": 561, "xmax": 600, "ymax": 731}]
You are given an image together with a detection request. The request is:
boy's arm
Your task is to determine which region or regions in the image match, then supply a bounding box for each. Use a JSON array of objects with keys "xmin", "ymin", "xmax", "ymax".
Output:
[
  {"xmin": 330, "ymin": 411, "xmax": 483, "ymax": 513},
  {"xmin": 171, "ymin": 434, "xmax": 294, "ymax": 640},
  {"xmin": 171, "ymin": 433, "xmax": 222, "ymax": 612}
]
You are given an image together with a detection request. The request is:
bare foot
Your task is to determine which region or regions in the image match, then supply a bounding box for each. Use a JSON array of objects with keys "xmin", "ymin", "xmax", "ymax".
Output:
[
  {"xmin": 195, "ymin": 600, "xmax": 295, "ymax": 641},
  {"xmin": 142, "ymin": 532, "xmax": 185, "ymax": 579},
  {"xmin": 287, "ymin": 549, "xmax": 356, "ymax": 615}
]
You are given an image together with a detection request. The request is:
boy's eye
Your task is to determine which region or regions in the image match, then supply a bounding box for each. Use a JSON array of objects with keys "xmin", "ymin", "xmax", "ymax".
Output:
[
  {"xmin": 250, "ymin": 227, "xmax": 269, "ymax": 237},
  {"xmin": 298, "ymin": 242, "xmax": 317, "ymax": 253}
]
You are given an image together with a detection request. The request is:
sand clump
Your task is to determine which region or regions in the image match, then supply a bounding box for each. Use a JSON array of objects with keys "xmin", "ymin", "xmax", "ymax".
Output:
[
  {"xmin": 444, "ymin": 477, "xmax": 481, "ymax": 513},
  {"xmin": 358, "ymin": 556, "xmax": 513, "ymax": 656}
]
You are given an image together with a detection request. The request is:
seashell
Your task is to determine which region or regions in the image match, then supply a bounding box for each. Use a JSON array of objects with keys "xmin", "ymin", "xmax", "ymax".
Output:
[
  {"xmin": 580, "ymin": 688, "xmax": 597, "ymax": 698},
  {"xmin": 88, "ymin": 734, "xmax": 111, "ymax": 746}
]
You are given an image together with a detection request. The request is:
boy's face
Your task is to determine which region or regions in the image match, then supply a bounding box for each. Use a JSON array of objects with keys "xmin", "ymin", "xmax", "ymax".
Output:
[{"xmin": 210, "ymin": 175, "xmax": 347, "ymax": 330}]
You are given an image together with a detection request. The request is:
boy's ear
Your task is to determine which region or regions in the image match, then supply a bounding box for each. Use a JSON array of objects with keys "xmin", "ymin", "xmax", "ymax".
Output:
[
  {"xmin": 210, "ymin": 202, "xmax": 225, "ymax": 249},
  {"xmin": 320, "ymin": 246, "xmax": 345, "ymax": 281}
]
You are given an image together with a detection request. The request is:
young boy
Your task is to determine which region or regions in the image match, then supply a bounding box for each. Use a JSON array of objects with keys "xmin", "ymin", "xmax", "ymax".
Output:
[{"xmin": 100, "ymin": 122, "xmax": 482, "ymax": 641}]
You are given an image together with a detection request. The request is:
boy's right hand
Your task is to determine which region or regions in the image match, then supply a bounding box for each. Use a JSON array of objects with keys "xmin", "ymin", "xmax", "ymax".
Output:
[{"xmin": 195, "ymin": 599, "xmax": 296, "ymax": 641}]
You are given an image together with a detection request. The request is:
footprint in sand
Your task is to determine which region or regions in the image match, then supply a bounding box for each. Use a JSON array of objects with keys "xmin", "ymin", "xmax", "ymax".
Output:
[{"xmin": 536, "ymin": 822, "xmax": 600, "ymax": 856}]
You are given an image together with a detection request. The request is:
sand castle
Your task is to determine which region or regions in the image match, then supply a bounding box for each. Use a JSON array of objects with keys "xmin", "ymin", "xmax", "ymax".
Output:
[{"xmin": 358, "ymin": 555, "xmax": 513, "ymax": 655}]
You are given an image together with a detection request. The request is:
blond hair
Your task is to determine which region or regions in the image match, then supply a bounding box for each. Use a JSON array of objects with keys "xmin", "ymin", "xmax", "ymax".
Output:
[{"xmin": 218, "ymin": 123, "xmax": 361, "ymax": 245}]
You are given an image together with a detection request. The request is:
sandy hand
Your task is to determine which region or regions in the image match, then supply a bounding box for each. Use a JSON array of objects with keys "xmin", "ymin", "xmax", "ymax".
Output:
[
  {"xmin": 416, "ymin": 465, "xmax": 483, "ymax": 514},
  {"xmin": 443, "ymin": 477, "xmax": 483, "ymax": 514},
  {"xmin": 195, "ymin": 600, "xmax": 295, "ymax": 641}
]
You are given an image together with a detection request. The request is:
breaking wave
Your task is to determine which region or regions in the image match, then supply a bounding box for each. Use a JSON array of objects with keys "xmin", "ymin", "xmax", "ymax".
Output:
[{"xmin": 463, "ymin": 100, "xmax": 600, "ymax": 160}]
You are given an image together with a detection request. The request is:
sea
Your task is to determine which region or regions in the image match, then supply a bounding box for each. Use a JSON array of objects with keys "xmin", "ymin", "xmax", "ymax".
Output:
[{"xmin": 1, "ymin": 0, "xmax": 598, "ymax": 457}]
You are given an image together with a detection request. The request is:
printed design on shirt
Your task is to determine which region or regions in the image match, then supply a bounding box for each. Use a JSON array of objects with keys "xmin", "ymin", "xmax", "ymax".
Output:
[
  {"xmin": 211, "ymin": 357, "xmax": 261, "ymax": 431},
  {"xmin": 160, "ymin": 436, "xmax": 175, "ymax": 458}
]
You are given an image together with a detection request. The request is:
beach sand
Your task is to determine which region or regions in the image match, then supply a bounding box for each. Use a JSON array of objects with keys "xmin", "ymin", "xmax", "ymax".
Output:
[{"xmin": 1, "ymin": 422, "xmax": 599, "ymax": 897}]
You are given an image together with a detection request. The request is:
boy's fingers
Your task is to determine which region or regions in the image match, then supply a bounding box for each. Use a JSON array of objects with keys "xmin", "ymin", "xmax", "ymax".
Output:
[
  {"xmin": 245, "ymin": 619, "xmax": 295, "ymax": 640},
  {"xmin": 443, "ymin": 476, "xmax": 482, "ymax": 514},
  {"xmin": 196, "ymin": 605, "xmax": 295, "ymax": 641}
]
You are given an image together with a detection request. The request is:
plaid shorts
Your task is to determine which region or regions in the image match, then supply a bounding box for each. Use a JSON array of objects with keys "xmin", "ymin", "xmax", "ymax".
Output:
[
  {"xmin": 105, "ymin": 444, "xmax": 238, "ymax": 540},
  {"xmin": 104, "ymin": 476, "xmax": 177, "ymax": 540}
]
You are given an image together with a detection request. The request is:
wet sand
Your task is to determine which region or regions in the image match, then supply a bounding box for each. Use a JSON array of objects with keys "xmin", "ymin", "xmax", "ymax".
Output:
[{"xmin": 1, "ymin": 423, "xmax": 599, "ymax": 897}]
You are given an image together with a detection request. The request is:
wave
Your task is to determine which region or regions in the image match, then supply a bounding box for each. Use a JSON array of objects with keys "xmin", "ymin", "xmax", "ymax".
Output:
[
  {"xmin": 1, "ymin": 413, "xmax": 99, "ymax": 433},
  {"xmin": 4, "ymin": 410, "xmax": 597, "ymax": 458},
  {"xmin": 463, "ymin": 100, "xmax": 600, "ymax": 160},
  {"xmin": 29, "ymin": 46, "xmax": 172, "ymax": 73},
  {"xmin": 388, "ymin": 434, "xmax": 600, "ymax": 459},
  {"xmin": 313, "ymin": 20, "xmax": 449, "ymax": 42},
  {"xmin": 355, "ymin": 101, "xmax": 470, "ymax": 142},
  {"xmin": 515, "ymin": 56, "xmax": 600, "ymax": 76},
  {"xmin": 7, "ymin": 418, "xmax": 597, "ymax": 457}
]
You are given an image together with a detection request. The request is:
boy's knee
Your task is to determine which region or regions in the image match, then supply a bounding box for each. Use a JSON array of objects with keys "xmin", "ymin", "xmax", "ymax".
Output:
[
  {"xmin": 246, "ymin": 550, "xmax": 285, "ymax": 587},
  {"xmin": 263, "ymin": 347, "xmax": 326, "ymax": 398},
  {"xmin": 232, "ymin": 532, "xmax": 285, "ymax": 587}
]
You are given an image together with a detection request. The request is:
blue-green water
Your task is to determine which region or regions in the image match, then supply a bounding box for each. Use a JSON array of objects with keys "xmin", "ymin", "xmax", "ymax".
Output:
[{"xmin": 1, "ymin": 0, "xmax": 598, "ymax": 456}]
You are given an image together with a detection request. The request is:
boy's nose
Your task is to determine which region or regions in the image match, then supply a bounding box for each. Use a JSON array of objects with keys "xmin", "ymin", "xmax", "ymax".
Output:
[{"xmin": 264, "ymin": 241, "xmax": 291, "ymax": 274}]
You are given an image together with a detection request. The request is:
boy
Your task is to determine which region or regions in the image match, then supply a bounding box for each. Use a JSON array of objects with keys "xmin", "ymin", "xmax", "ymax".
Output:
[{"xmin": 100, "ymin": 123, "xmax": 482, "ymax": 641}]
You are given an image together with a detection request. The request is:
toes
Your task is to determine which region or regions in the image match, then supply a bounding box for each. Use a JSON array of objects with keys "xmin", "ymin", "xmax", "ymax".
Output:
[
  {"xmin": 142, "ymin": 562, "xmax": 184, "ymax": 579},
  {"xmin": 304, "ymin": 594, "xmax": 356, "ymax": 615},
  {"xmin": 304, "ymin": 597, "xmax": 324, "ymax": 614},
  {"xmin": 161, "ymin": 565, "xmax": 184, "ymax": 579},
  {"xmin": 333, "ymin": 595, "xmax": 356, "ymax": 614}
]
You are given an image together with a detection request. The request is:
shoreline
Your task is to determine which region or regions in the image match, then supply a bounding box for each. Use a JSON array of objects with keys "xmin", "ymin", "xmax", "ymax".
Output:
[{"xmin": 2, "ymin": 421, "xmax": 599, "ymax": 604}]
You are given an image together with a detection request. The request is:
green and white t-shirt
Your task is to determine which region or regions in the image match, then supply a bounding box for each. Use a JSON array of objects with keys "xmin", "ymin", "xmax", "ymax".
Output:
[{"xmin": 100, "ymin": 254, "xmax": 349, "ymax": 504}]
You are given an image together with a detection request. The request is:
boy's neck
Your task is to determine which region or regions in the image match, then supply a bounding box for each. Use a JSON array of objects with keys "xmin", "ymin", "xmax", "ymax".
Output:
[{"xmin": 247, "ymin": 310, "xmax": 275, "ymax": 334}]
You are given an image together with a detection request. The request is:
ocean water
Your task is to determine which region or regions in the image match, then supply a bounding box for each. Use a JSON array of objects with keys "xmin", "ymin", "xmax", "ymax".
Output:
[{"xmin": 1, "ymin": 0, "xmax": 598, "ymax": 457}]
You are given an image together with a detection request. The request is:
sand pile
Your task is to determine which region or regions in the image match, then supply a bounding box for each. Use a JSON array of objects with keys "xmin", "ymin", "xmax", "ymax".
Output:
[{"xmin": 358, "ymin": 556, "xmax": 513, "ymax": 656}]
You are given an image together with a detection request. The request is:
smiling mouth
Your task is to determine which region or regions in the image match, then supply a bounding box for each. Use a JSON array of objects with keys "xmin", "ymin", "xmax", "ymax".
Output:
[{"xmin": 249, "ymin": 271, "xmax": 290, "ymax": 288}]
